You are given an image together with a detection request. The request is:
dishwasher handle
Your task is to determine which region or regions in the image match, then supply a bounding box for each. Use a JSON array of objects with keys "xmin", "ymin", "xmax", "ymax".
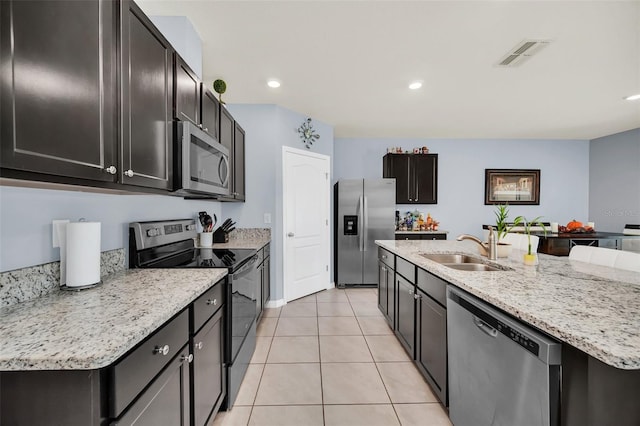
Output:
[{"xmin": 473, "ymin": 316, "xmax": 498, "ymax": 338}]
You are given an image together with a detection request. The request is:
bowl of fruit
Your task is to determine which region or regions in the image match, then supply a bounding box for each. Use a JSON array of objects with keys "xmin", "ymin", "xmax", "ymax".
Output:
[{"xmin": 558, "ymin": 220, "xmax": 594, "ymax": 234}]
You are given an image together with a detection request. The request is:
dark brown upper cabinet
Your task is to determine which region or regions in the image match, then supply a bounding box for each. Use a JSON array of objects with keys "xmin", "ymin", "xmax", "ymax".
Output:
[
  {"xmin": 174, "ymin": 55, "xmax": 200, "ymax": 126},
  {"xmin": 232, "ymin": 122, "xmax": 246, "ymax": 201},
  {"xmin": 200, "ymin": 85, "xmax": 220, "ymax": 141},
  {"xmin": 0, "ymin": 0, "xmax": 117, "ymax": 182},
  {"xmin": 219, "ymin": 106, "xmax": 235, "ymax": 189},
  {"xmin": 120, "ymin": 0, "xmax": 174, "ymax": 190},
  {"xmin": 383, "ymin": 153, "xmax": 438, "ymax": 204}
]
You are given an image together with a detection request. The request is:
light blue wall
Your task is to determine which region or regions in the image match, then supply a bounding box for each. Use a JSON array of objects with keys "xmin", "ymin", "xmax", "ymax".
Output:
[
  {"xmin": 224, "ymin": 104, "xmax": 334, "ymax": 301},
  {"xmin": 334, "ymin": 138, "xmax": 590, "ymax": 238},
  {"xmin": 150, "ymin": 16, "xmax": 203, "ymax": 79},
  {"xmin": 589, "ymin": 128, "xmax": 640, "ymax": 231},
  {"xmin": 0, "ymin": 186, "xmax": 221, "ymax": 272}
]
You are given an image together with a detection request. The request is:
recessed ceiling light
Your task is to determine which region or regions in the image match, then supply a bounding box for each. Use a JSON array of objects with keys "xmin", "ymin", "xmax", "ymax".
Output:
[
  {"xmin": 267, "ymin": 79, "xmax": 281, "ymax": 88},
  {"xmin": 624, "ymin": 93, "xmax": 640, "ymax": 101},
  {"xmin": 408, "ymin": 81, "xmax": 423, "ymax": 90}
]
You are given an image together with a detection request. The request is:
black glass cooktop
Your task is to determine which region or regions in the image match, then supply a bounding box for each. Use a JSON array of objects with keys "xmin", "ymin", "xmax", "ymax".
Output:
[{"xmin": 134, "ymin": 244, "xmax": 256, "ymax": 273}]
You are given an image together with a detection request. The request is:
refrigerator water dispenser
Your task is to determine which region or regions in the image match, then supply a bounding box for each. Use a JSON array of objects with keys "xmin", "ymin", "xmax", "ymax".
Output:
[{"xmin": 344, "ymin": 216, "xmax": 358, "ymax": 235}]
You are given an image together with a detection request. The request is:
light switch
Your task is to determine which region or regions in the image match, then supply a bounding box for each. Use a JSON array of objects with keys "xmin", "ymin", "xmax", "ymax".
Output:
[{"xmin": 264, "ymin": 213, "xmax": 271, "ymax": 224}]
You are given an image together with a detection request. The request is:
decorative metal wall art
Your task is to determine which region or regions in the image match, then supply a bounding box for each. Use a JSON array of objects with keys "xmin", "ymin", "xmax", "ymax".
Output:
[{"xmin": 297, "ymin": 118, "xmax": 320, "ymax": 149}]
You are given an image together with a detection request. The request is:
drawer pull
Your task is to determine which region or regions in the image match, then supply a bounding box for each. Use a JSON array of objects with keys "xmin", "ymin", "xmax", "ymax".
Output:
[
  {"xmin": 381, "ymin": 266, "xmax": 387, "ymax": 272},
  {"xmin": 382, "ymin": 255, "xmax": 387, "ymax": 259},
  {"xmin": 180, "ymin": 353, "xmax": 194, "ymax": 363},
  {"xmin": 153, "ymin": 345, "xmax": 170, "ymax": 356},
  {"xmin": 414, "ymin": 293, "xmax": 422, "ymax": 300},
  {"xmin": 195, "ymin": 341, "xmax": 203, "ymax": 350},
  {"xmin": 206, "ymin": 298, "xmax": 218, "ymax": 306}
]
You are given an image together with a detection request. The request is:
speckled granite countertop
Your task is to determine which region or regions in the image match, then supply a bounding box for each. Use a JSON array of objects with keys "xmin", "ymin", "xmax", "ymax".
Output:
[
  {"xmin": 376, "ymin": 240, "xmax": 640, "ymax": 370},
  {"xmin": 210, "ymin": 237, "xmax": 270, "ymax": 250},
  {"xmin": 0, "ymin": 268, "xmax": 227, "ymax": 371}
]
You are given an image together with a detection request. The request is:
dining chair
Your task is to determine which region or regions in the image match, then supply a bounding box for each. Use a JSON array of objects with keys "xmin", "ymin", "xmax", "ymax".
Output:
[
  {"xmin": 569, "ymin": 245, "xmax": 640, "ymax": 272},
  {"xmin": 502, "ymin": 232, "xmax": 539, "ymax": 253},
  {"xmin": 622, "ymin": 224, "xmax": 640, "ymax": 253}
]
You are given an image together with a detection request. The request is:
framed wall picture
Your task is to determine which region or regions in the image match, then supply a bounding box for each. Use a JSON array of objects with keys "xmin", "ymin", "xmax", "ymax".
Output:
[{"xmin": 485, "ymin": 169, "xmax": 540, "ymax": 205}]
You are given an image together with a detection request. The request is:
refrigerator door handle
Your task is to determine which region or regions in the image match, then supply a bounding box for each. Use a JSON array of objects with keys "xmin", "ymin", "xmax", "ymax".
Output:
[
  {"xmin": 358, "ymin": 195, "xmax": 364, "ymax": 251},
  {"xmin": 363, "ymin": 196, "xmax": 368, "ymax": 251}
]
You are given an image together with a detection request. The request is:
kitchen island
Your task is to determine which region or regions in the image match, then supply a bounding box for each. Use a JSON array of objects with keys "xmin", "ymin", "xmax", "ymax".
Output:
[{"xmin": 376, "ymin": 239, "xmax": 640, "ymax": 426}]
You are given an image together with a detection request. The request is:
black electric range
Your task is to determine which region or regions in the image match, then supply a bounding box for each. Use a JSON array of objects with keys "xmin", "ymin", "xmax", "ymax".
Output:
[{"xmin": 129, "ymin": 219, "xmax": 259, "ymax": 409}]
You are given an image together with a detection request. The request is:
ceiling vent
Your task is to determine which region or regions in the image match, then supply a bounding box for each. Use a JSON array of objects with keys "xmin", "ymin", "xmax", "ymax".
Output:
[{"xmin": 497, "ymin": 39, "xmax": 551, "ymax": 67}]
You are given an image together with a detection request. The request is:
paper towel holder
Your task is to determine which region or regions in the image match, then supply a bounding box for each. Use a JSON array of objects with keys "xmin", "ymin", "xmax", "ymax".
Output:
[{"xmin": 53, "ymin": 219, "xmax": 103, "ymax": 291}]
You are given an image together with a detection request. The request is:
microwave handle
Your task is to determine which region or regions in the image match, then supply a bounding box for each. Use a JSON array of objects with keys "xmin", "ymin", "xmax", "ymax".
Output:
[{"xmin": 219, "ymin": 155, "xmax": 230, "ymax": 187}]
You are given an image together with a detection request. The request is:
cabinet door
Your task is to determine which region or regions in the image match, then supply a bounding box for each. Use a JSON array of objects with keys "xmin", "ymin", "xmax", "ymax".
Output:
[
  {"xmin": 262, "ymin": 256, "xmax": 270, "ymax": 309},
  {"xmin": 174, "ymin": 55, "xmax": 199, "ymax": 125},
  {"xmin": 0, "ymin": 0, "xmax": 117, "ymax": 182},
  {"xmin": 386, "ymin": 266, "xmax": 395, "ymax": 328},
  {"xmin": 219, "ymin": 106, "xmax": 235, "ymax": 193},
  {"xmin": 120, "ymin": 0, "xmax": 173, "ymax": 190},
  {"xmin": 383, "ymin": 154, "xmax": 411, "ymax": 203},
  {"xmin": 192, "ymin": 310, "xmax": 224, "ymax": 426},
  {"xmin": 114, "ymin": 346, "xmax": 190, "ymax": 426},
  {"xmin": 233, "ymin": 122, "xmax": 246, "ymax": 201},
  {"xmin": 417, "ymin": 290, "xmax": 447, "ymax": 404},
  {"xmin": 378, "ymin": 261, "xmax": 388, "ymax": 316},
  {"xmin": 395, "ymin": 275, "xmax": 415, "ymax": 357},
  {"xmin": 200, "ymin": 85, "xmax": 219, "ymax": 141},
  {"xmin": 412, "ymin": 154, "xmax": 438, "ymax": 204}
]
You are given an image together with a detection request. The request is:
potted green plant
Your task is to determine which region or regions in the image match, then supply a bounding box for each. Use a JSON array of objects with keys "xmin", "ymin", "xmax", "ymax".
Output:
[
  {"xmin": 494, "ymin": 203, "xmax": 522, "ymax": 241},
  {"xmin": 516, "ymin": 215, "xmax": 547, "ymax": 265}
]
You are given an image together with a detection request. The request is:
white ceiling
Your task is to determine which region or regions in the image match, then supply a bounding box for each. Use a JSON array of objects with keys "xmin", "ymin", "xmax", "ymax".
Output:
[{"xmin": 138, "ymin": 0, "xmax": 640, "ymax": 140}]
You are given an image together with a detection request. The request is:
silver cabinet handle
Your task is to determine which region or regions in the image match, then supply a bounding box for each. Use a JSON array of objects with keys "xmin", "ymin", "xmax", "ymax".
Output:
[
  {"xmin": 382, "ymin": 255, "xmax": 387, "ymax": 259},
  {"xmin": 198, "ymin": 124, "xmax": 203, "ymax": 129},
  {"xmin": 414, "ymin": 293, "xmax": 422, "ymax": 300},
  {"xmin": 381, "ymin": 266, "xmax": 387, "ymax": 272},
  {"xmin": 181, "ymin": 353, "xmax": 194, "ymax": 363},
  {"xmin": 154, "ymin": 345, "xmax": 170, "ymax": 356},
  {"xmin": 206, "ymin": 298, "xmax": 218, "ymax": 306},
  {"xmin": 195, "ymin": 341, "xmax": 203, "ymax": 350},
  {"xmin": 204, "ymin": 127, "xmax": 209, "ymax": 132},
  {"xmin": 409, "ymin": 289, "xmax": 413, "ymax": 295},
  {"xmin": 287, "ymin": 232, "xmax": 295, "ymax": 237},
  {"xmin": 105, "ymin": 165, "xmax": 117, "ymax": 174},
  {"xmin": 124, "ymin": 169, "xmax": 134, "ymax": 178}
]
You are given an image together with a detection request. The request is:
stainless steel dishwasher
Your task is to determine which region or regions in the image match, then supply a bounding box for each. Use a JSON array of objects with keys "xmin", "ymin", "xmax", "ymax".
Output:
[{"xmin": 447, "ymin": 286, "xmax": 561, "ymax": 426}]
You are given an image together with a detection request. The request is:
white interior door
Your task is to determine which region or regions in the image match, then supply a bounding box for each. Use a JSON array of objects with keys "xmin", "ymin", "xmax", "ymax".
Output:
[{"xmin": 283, "ymin": 147, "xmax": 330, "ymax": 302}]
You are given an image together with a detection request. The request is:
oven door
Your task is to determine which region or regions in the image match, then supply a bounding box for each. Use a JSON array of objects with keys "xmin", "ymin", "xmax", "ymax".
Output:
[
  {"xmin": 229, "ymin": 255, "xmax": 259, "ymax": 362},
  {"xmin": 178, "ymin": 121, "xmax": 230, "ymax": 196}
]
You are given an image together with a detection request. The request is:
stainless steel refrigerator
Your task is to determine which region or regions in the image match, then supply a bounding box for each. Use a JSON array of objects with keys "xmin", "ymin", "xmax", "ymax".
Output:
[{"xmin": 334, "ymin": 179, "xmax": 396, "ymax": 287}]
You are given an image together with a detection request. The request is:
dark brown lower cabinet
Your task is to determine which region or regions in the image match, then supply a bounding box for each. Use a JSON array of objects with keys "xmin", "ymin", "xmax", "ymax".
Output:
[
  {"xmin": 395, "ymin": 233, "xmax": 447, "ymax": 241},
  {"xmin": 378, "ymin": 260, "xmax": 395, "ymax": 327},
  {"xmin": 395, "ymin": 274, "xmax": 415, "ymax": 357},
  {"xmin": 192, "ymin": 309, "xmax": 224, "ymax": 426},
  {"xmin": 115, "ymin": 345, "xmax": 191, "ymax": 426},
  {"xmin": 416, "ymin": 288, "xmax": 447, "ymax": 405}
]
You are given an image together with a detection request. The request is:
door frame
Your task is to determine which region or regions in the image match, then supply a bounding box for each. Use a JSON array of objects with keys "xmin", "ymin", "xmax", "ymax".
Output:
[{"xmin": 282, "ymin": 146, "xmax": 331, "ymax": 302}]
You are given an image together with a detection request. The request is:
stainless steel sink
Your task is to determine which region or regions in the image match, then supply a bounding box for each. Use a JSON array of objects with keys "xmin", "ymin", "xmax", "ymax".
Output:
[
  {"xmin": 421, "ymin": 253, "xmax": 483, "ymax": 264},
  {"xmin": 444, "ymin": 263, "xmax": 503, "ymax": 272},
  {"xmin": 420, "ymin": 253, "xmax": 509, "ymax": 271}
]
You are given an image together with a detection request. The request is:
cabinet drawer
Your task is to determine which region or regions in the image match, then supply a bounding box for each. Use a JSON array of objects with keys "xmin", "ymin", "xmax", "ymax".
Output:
[
  {"xmin": 193, "ymin": 279, "xmax": 224, "ymax": 333},
  {"xmin": 417, "ymin": 268, "xmax": 447, "ymax": 306},
  {"xmin": 378, "ymin": 247, "xmax": 394, "ymax": 269},
  {"xmin": 110, "ymin": 309, "xmax": 189, "ymax": 418},
  {"xmin": 396, "ymin": 256, "xmax": 415, "ymax": 283}
]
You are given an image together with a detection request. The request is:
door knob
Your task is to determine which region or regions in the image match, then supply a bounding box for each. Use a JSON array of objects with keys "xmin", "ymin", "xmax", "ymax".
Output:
[
  {"xmin": 105, "ymin": 165, "xmax": 117, "ymax": 174},
  {"xmin": 287, "ymin": 232, "xmax": 295, "ymax": 237},
  {"xmin": 124, "ymin": 169, "xmax": 134, "ymax": 178}
]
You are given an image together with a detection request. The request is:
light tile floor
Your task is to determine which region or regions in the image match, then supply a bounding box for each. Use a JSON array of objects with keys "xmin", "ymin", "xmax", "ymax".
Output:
[{"xmin": 212, "ymin": 287, "xmax": 452, "ymax": 426}]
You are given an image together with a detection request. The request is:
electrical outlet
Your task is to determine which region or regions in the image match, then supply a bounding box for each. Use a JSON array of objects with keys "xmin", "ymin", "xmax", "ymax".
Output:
[{"xmin": 264, "ymin": 213, "xmax": 271, "ymax": 224}]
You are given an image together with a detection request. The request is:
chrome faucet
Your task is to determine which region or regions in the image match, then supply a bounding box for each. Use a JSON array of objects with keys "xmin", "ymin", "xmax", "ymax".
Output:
[{"xmin": 457, "ymin": 226, "xmax": 497, "ymax": 260}]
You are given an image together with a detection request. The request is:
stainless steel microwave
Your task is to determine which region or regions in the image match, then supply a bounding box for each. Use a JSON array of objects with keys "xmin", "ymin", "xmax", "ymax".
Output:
[{"xmin": 173, "ymin": 121, "xmax": 230, "ymax": 197}]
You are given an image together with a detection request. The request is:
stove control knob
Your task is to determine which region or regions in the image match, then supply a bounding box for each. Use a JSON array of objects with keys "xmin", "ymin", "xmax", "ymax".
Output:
[
  {"xmin": 146, "ymin": 228, "xmax": 159, "ymax": 237},
  {"xmin": 186, "ymin": 224, "xmax": 195, "ymax": 231}
]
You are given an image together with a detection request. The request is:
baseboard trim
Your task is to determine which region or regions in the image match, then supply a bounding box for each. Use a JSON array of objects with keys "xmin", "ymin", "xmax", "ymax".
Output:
[
  {"xmin": 326, "ymin": 282, "xmax": 335, "ymax": 290},
  {"xmin": 265, "ymin": 299, "xmax": 286, "ymax": 308}
]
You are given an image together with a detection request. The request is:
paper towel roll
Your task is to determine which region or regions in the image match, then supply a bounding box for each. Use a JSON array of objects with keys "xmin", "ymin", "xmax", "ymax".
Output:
[{"xmin": 66, "ymin": 222, "xmax": 101, "ymax": 288}]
